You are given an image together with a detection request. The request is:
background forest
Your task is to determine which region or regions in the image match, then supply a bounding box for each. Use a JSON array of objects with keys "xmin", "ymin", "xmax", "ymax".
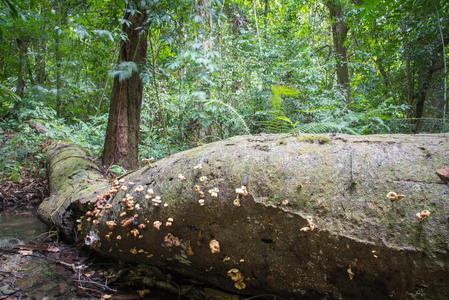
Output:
[{"xmin": 0, "ymin": 0, "xmax": 448, "ymax": 180}]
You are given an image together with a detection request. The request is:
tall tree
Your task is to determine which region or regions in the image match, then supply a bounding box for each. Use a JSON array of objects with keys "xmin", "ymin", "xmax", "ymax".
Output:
[
  {"xmin": 326, "ymin": 0, "xmax": 350, "ymax": 102},
  {"xmin": 102, "ymin": 1, "xmax": 149, "ymax": 170}
]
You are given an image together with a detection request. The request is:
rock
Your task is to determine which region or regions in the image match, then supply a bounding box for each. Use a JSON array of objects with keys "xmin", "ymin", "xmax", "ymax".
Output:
[
  {"xmin": 38, "ymin": 133, "xmax": 449, "ymax": 299},
  {"xmin": 436, "ymin": 167, "xmax": 449, "ymax": 185}
]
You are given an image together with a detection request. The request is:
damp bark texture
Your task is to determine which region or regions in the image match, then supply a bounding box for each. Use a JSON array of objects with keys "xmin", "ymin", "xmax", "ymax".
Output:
[
  {"xmin": 38, "ymin": 133, "xmax": 449, "ymax": 299},
  {"xmin": 102, "ymin": 6, "xmax": 148, "ymax": 170}
]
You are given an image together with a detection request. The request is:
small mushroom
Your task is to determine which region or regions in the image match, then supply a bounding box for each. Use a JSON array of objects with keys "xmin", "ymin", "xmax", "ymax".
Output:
[
  {"xmin": 92, "ymin": 220, "xmax": 100, "ymax": 225},
  {"xmin": 120, "ymin": 211, "xmax": 127, "ymax": 217},
  {"xmin": 153, "ymin": 221, "xmax": 162, "ymax": 230},
  {"xmin": 234, "ymin": 281, "xmax": 246, "ymax": 290},
  {"xmin": 106, "ymin": 220, "xmax": 117, "ymax": 229},
  {"xmin": 130, "ymin": 229, "xmax": 139, "ymax": 237},
  {"xmin": 118, "ymin": 179, "xmax": 125, "ymax": 184},
  {"xmin": 209, "ymin": 239, "xmax": 220, "ymax": 254},
  {"xmin": 194, "ymin": 163, "xmax": 202, "ymax": 171},
  {"xmin": 116, "ymin": 235, "xmax": 122, "ymax": 240},
  {"xmin": 300, "ymin": 216, "xmax": 315, "ymax": 232},
  {"xmin": 121, "ymin": 217, "xmax": 135, "ymax": 227},
  {"xmin": 198, "ymin": 199, "xmax": 205, "ymax": 206},
  {"xmin": 387, "ymin": 191, "xmax": 405, "ymax": 202},
  {"xmin": 199, "ymin": 176, "xmax": 208, "ymax": 184},
  {"xmin": 208, "ymin": 187, "xmax": 219, "ymax": 198},
  {"xmin": 233, "ymin": 198, "xmax": 241, "ymax": 207},
  {"xmin": 120, "ymin": 185, "xmax": 128, "ymax": 192},
  {"xmin": 235, "ymin": 186, "xmax": 248, "ymax": 196},
  {"xmin": 347, "ymin": 267, "xmax": 354, "ymax": 280},
  {"xmin": 135, "ymin": 185, "xmax": 144, "ymax": 194},
  {"xmin": 227, "ymin": 268, "xmax": 246, "ymax": 289},
  {"xmin": 152, "ymin": 196, "xmax": 162, "ymax": 206},
  {"xmin": 177, "ymin": 174, "xmax": 186, "ymax": 181},
  {"xmin": 416, "ymin": 209, "xmax": 431, "ymax": 222},
  {"xmin": 166, "ymin": 217, "xmax": 174, "ymax": 227},
  {"xmin": 104, "ymin": 203, "xmax": 113, "ymax": 210},
  {"xmin": 163, "ymin": 233, "xmax": 181, "ymax": 247},
  {"xmin": 142, "ymin": 158, "xmax": 154, "ymax": 167},
  {"xmin": 138, "ymin": 223, "xmax": 146, "ymax": 229}
]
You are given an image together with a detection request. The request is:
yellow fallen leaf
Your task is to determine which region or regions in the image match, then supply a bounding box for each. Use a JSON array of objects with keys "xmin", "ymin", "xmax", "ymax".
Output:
[{"xmin": 138, "ymin": 289, "xmax": 151, "ymax": 297}]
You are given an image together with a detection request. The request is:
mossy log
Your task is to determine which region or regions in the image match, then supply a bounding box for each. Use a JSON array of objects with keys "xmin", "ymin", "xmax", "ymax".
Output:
[{"xmin": 38, "ymin": 133, "xmax": 449, "ymax": 299}]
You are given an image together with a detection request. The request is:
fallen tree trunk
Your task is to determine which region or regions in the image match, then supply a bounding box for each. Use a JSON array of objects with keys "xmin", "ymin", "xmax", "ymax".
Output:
[{"xmin": 38, "ymin": 133, "xmax": 449, "ymax": 299}]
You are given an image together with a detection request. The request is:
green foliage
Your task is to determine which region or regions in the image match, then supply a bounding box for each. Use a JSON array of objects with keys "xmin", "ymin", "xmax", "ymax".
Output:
[
  {"xmin": 0, "ymin": 121, "xmax": 47, "ymax": 182},
  {"xmin": 0, "ymin": 0, "xmax": 447, "ymax": 174},
  {"xmin": 0, "ymin": 82, "xmax": 20, "ymax": 118}
]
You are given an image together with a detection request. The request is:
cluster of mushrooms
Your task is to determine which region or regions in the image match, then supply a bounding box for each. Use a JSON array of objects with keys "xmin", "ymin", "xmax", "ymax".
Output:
[
  {"xmin": 79, "ymin": 160, "xmax": 250, "ymax": 290},
  {"xmin": 386, "ymin": 191, "xmax": 431, "ymax": 222}
]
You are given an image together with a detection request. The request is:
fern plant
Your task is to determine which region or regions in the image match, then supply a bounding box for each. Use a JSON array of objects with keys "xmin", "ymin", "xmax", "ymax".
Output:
[{"xmin": 261, "ymin": 84, "xmax": 358, "ymax": 135}]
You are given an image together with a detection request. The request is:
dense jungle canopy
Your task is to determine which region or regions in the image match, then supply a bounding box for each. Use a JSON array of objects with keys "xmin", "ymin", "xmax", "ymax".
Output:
[{"xmin": 0, "ymin": 0, "xmax": 448, "ymax": 176}]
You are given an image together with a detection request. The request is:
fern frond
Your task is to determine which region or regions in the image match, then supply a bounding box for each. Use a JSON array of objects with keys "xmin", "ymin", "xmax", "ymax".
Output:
[
  {"xmin": 296, "ymin": 122, "xmax": 358, "ymax": 134},
  {"xmin": 260, "ymin": 115, "xmax": 295, "ymax": 133},
  {"xmin": 205, "ymin": 99, "xmax": 250, "ymax": 134}
]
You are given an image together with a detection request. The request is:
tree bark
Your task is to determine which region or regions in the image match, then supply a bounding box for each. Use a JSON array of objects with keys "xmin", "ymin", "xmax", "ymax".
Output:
[
  {"xmin": 39, "ymin": 133, "xmax": 449, "ymax": 299},
  {"xmin": 326, "ymin": 1, "xmax": 350, "ymax": 102},
  {"xmin": 55, "ymin": 32, "xmax": 62, "ymax": 117},
  {"xmin": 15, "ymin": 38, "xmax": 26, "ymax": 98},
  {"xmin": 102, "ymin": 7, "xmax": 148, "ymax": 170}
]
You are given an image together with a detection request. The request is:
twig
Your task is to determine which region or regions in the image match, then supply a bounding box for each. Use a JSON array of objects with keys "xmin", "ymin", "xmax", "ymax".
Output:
[
  {"xmin": 74, "ymin": 279, "xmax": 117, "ymax": 293},
  {"xmin": 57, "ymin": 260, "xmax": 77, "ymax": 273}
]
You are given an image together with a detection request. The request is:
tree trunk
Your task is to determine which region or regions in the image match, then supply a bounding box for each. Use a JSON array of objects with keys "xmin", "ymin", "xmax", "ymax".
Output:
[
  {"xmin": 15, "ymin": 38, "xmax": 26, "ymax": 98},
  {"xmin": 39, "ymin": 133, "xmax": 449, "ymax": 299},
  {"xmin": 55, "ymin": 32, "xmax": 62, "ymax": 117},
  {"xmin": 102, "ymin": 8, "xmax": 148, "ymax": 170},
  {"xmin": 326, "ymin": 1, "xmax": 350, "ymax": 101},
  {"xmin": 36, "ymin": 40, "xmax": 47, "ymax": 84}
]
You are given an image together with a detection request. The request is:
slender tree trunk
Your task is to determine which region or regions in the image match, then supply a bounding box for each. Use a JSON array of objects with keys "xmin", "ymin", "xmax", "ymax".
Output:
[
  {"xmin": 55, "ymin": 32, "xmax": 62, "ymax": 117},
  {"xmin": 102, "ymin": 8, "xmax": 148, "ymax": 170},
  {"xmin": 374, "ymin": 57, "xmax": 389, "ymax": 96},
  {"xmin": 264, "ymin": 0, "xmax": 269, "ymax": 17},
  {"xmin": 326, "ymin": 1, "xmax": 350, "ymax": 102},
  {"xmin": 15, "ymin": 39, "xmax": 26, "ymax": 98},
  {"xmin": 414, "ymin": 68, "xmax": 434, "ymax": 131}
]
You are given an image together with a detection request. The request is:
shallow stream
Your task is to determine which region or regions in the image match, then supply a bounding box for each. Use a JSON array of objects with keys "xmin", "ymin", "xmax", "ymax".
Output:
[
  {"xmin": 0, "ymin": 214, "xmax": 79, "ymax": 299},
  {"xmin": 0, "ymin": 214, "xmax": 49, "ymax": 247}
]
